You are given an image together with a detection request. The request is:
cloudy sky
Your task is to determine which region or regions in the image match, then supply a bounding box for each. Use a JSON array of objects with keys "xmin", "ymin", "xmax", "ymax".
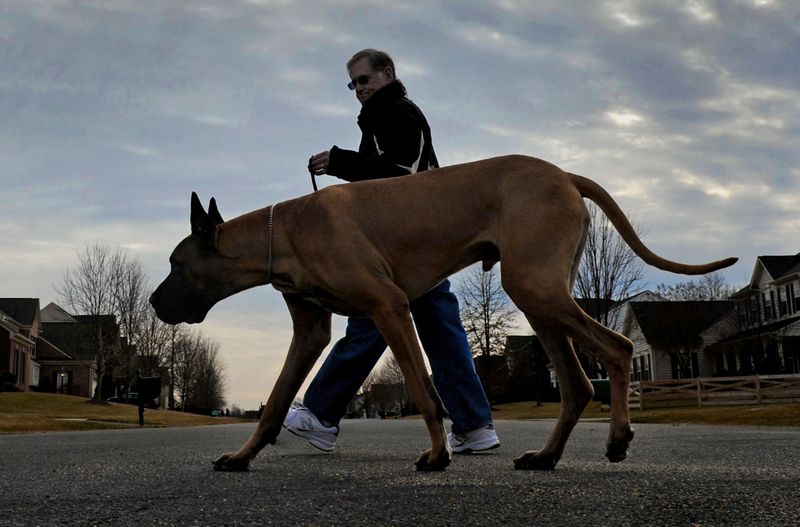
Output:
[{"xmin": 2, "ymin": 0, "xmax": 798, "ymax": 410}]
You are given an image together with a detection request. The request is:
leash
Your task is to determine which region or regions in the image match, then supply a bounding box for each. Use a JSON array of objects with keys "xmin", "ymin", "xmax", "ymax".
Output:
[
  {"xmin": 307, "ymin": 156, "xmax": 318, "ymax": 192},
  {"xmin": 269, "ymin": 153, "xmax": 315, "ymax": 280}
]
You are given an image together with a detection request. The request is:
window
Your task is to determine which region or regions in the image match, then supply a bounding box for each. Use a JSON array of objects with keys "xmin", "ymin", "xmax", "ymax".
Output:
[
  {"xmin": 56, "ymin": 371, "xmax": 71, "ymax": 393},
  {"xmin": 737, "ymin": 302, "xmax": 748, "ymax": 327},
  {"xmin": 749, "ymin": 295, "xmax": 760, "ymax": 325},
  {"xmin": 16, "ymin": 350, "xmax": 25, "ymax": 385},
  {"xmin": 763, "ymin": 292, "xmax": 773, "ymax": 322},
  {"xmin": 670, "ymin": 352, "xmax": 699, "ymax": 379},
  {"xmin": 779, "ymin": 287, "xmax": 788, "ymax": 317},
  {"xmin": 771, "ymin": 290, "xmax": 777, "ymax": 319},
  {"xmin": 13, "ymin": 345, "xmax": 21, "ymax": 375},
  {"xmin": 724, "ymin": 351, "xmax": 738, "ymax": 375}
]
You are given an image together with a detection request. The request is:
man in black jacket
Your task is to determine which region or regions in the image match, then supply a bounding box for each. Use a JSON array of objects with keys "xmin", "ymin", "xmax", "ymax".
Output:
[{"xmin": 284, "ymin": 49, "xmax": 499, "ymax": 454}]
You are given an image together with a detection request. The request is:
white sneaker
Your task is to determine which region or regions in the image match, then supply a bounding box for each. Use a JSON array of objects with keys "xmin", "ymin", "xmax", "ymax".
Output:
[
  {"xmin": 282, "ymin": 401, "xmax": 338, "ymax": 452},
  {"xmin": 448, "ymin": 425, "xmax": 500, "ymax": 454}
]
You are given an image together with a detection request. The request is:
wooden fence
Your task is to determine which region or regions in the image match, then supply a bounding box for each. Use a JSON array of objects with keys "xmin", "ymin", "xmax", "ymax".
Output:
[{"xmin": 628, "ymin": 374, "xmax": 800, "ymax": 410}]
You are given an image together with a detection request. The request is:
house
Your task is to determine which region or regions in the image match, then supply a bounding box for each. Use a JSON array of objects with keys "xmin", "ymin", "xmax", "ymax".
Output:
[
  {"xmin": 703, "ymin": 253, "xmax": 800, "ymax": 376},
  {"xmin": 573, "ymin": 291, "xmax": 665, "ymax": 378},
  {"xmin": 369, "ymin": 382, "xmax": 410, "ymax": 417},
  {"xmin": 507, "ymin": 292, "xmax": 733, "ymax": 385},
  {"xmin": 0, "ymin": 299, "xmax": 102, "ymax": 397},
  {"xmin": 623, "ymin": 301, "xmax": 734, "ymax": 380},
  {"xmin": 1, "ymin": 298, "xmax": 141, "ymax": 399},
  {"xmin": 502, "ymin": 335, "xmax": 555, "ymax": 402},
  {"xmin": 36, "ymin": 303, "xmax": 98, "ymax": 397},
  {"xmin": 576, "ymin": 290, "xmax": 665, "ymax": 333},
  {"xmin": 39, "ymin": 302, "xmax": 123, "ymax": 398},
  {"xmin": 0, "ymin": 298, "xmax": 41, "ymax": 391}
]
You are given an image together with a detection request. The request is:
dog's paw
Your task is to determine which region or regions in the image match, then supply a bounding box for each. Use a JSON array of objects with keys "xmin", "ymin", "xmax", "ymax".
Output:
[
  {"xmin": 414, "ymin": 447, "xmax": 452, "ymax": 472},
  {"xmin": 605, "ymin": 427, "xmax": 635, "ymax": 463},
  {"xmin": 513, "ymin": 450, "xmax": 558, "ymax": 471},
  {"xmin": 212, "ymin": 453, "xmax": 250, "ymax": 472}
]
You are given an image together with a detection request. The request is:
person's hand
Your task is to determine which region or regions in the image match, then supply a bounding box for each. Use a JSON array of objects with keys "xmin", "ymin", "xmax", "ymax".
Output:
[{"xmin": 307, "ymin": 151, "xmax": 330, "ymax": 176}]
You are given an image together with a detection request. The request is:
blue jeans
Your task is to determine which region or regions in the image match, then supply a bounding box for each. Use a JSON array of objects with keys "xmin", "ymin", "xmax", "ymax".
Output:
[{"xmin": 303, "ymin": 280, "xmax": 492, "ymax": 435}]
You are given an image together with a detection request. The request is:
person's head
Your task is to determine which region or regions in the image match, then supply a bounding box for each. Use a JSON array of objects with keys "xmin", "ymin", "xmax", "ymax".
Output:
[{"xmin": 346, "ymin": 49, "xmax": 396, "ymax": 104}]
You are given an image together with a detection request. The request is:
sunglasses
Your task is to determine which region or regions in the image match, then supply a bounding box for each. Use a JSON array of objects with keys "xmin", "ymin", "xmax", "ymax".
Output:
[{"xmin": 347, "ymin": 74, "xmax": 372, "ymax": 91}]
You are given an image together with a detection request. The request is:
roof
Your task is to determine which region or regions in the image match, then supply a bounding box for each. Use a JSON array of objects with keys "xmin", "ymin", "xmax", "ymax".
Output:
[
  {"xmin": 40, "ymin": 321, "xmax": 99, "ymax": 361},
  {"xmin": 707, "ymin": 315, "xmax": 800, "ymax": 349},
  {"xmin": 503, "ymin": 334, "xmax": 546, "ymax": 355},
  {"xmin": 74, "ymin": 314, "xmax": 119, "ymax": 333},
  {"xmin": 35, "ymin": 335, "xmax": 74, "ymax": 360},
  {"xmin": 504, "ymin": 335, "xmax": 535, "ymax": 352},
  {"xmin": 575, "ymin": 291, "xmax": 664, "ymax": 321},
  {"xmin": 0, "ymin": 298, "xmax": 40, "ymax": 326},
  {"xmin": 629, "ymin": 301, "xmax": 734, "ymax": 343},
  {"xmin": 575, "ymin": 298, "xmax": 616, "ymax": 318},
  {"xmin": 38, "ymin": 311, "xmax": 120, "ymax": 361},
  {"xmin": 41, "ymin": 302, "xmax": 78, "ymax": 323},
  {"xmin": 729, "ymin": 284, "xmax": 753, "ymax": 299},
  {"xmin": 759, "ymin": 253, "xmax": 800, "ymax": 281}
]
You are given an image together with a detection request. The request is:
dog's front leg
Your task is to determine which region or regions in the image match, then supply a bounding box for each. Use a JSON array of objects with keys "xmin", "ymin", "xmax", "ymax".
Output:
[
  {"xmin": 370, "ymin": 294, "xmax": 452, "ymax": 472},
  {"xmin": 213, "ymin": 295, "xmax": 331, "ymax": 471}
]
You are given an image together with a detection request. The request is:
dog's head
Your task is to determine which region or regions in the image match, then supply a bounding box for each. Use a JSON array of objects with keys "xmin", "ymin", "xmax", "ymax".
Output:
[{"xmin": 149, "ymin": 192, "xmax": 229, "ymax": 325}]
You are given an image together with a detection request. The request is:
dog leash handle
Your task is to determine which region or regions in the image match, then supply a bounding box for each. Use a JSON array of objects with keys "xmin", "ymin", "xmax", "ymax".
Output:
[{"xmin": 307, "ymin": 156, "xmax": 319, "ymax": 192}]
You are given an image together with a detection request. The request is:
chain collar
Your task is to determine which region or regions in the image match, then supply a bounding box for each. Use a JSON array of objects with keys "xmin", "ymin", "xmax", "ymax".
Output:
[{"xmin": 267, "ymin": 204, "xmax": 274, "ymax": 282}]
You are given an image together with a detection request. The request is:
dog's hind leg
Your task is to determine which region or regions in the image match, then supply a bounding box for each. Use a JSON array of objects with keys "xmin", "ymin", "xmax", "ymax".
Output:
[
  {"xmin": 503, "ymin": 269, "xmax": 634, "ymax": 467},
  {"xmin": 367, "ymin": 286, "xmax": 452, "ymax": 472},
  {"xmin": 539, "ymin": 296, "xmax": 634, "ymax": 464},
  {"xmin": 581, "ymin": 318, "xmax": 636, "ymax": 463},
  {"xmin": 513, "ymin": 320, "xmax": 593, "ymax": 470},
  {"xmin": 213, "ymin": 294, "xmax": 331, "ymax": 471}
]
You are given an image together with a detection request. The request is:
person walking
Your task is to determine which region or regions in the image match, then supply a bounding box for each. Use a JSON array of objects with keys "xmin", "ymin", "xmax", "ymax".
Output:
[{"xmin": 283, "ymin": 49, "xmax": 499, "ymax": 454}]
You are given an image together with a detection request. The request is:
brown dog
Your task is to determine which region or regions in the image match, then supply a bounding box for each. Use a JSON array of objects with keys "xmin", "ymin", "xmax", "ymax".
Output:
[{"xmin": 150, "ymin": 154, "xmax": 737, "ymax": 472}]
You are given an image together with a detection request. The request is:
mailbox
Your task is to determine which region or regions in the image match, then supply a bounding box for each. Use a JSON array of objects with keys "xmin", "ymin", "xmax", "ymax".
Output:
[
  {"xmin": 134, "ymin": 374, "xmax": 162, "ymax": 425},
  {"xmin": 135, "ymin": 375, "xmax": 161, "ymax": 404}
]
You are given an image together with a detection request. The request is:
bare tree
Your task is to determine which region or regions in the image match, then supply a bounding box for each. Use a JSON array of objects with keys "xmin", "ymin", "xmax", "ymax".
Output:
[
  {"xmin": 374, "ymin": 353, "xmax": 406, "ymax": 385},
  {"xmin": 574, "ymin": 202, "xmax": 645, "ymax": 326},
  {"xmin": 656, "ymin": 273, "xmax": 737, "ymax": 301},
  {"xmin": 192, "ymin": 337, "xmax": 227, "ymax": 411},
  {"xmin": 457, "ymin": 264, "xmax": 517, "ymax": 357},
  {"xmin": 165, "ymin": 323, "xmax": 188, "ymax": 408},
  {"xmin": 135, "ymin": 306, "xmax": 173, "ymax": 376},
  {"xmin": 56, "ymin": 243, "xmax": 124, "ymax": 401},
  {"xmin": 110, "ymin": 253, "xmax": 149, "ymax": 349},
  {"xmin": 367, "ymin": 354, "xmax": 410, "ymax": 417},
  {"xmin": 173, "ymin": 331, "xmax": 226, "ymax": 412},
  {"xmin": 573, "ymin": 203, "xmax": 645, "ymax": 378},
  {"xmin": 173, "ymin": 331, "xmax": 202, "ymax": 411}
]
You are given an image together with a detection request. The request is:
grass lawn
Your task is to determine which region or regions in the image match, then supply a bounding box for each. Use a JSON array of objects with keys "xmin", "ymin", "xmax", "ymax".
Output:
[
  {"xmin": 3, "ymin": 393, "xmax": 800, "ymax": 434},
  {"xmin": 491, "ymin": 400, "xmax": 800, "ymax": 427},
  {"xmin": 0, "ymin": 392, "xmax": 246, "ymax": 433}
]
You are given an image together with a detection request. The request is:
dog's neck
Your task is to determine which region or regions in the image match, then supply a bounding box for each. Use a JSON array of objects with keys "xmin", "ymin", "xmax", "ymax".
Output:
[{"xmin": 214, "ymin": 206, "xmax": 274, "ymax": 290}]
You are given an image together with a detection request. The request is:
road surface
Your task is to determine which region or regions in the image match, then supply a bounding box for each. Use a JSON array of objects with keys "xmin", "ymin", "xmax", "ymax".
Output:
[{"xmin": 1, "ymin": 419, "xmax": 799, "ymax": 525}]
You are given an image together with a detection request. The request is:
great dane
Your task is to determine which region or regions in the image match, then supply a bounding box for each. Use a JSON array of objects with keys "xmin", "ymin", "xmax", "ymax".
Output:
[{"xmin": 150, "ymin": 154, "xmax": 737, "ymax": 472}]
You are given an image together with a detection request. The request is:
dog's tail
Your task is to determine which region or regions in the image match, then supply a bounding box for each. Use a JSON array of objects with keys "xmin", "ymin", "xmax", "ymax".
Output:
[{"xmin": 569, "ymin": 173, "xmax": 738, "ymax": 275}]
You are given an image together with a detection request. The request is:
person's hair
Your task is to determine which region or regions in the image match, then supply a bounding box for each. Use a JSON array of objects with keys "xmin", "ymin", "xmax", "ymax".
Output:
[{"xmin": 347, "ymin": 49, "xmax": 395, "ymax": 77}]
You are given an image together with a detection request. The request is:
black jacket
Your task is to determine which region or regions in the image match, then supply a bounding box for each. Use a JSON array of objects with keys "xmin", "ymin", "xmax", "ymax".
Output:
[{"xmin": 327, "ymin": 80, "xmax": 439, "ymax": 182}]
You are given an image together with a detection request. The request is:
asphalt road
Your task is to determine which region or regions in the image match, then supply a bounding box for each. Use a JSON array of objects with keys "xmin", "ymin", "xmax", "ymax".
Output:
[{"xmin": 1, "ymin": 418, "xmax": 799, "ymax": 526}]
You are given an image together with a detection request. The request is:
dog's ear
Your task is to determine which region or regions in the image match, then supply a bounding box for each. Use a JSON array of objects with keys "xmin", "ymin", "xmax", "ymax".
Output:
[
  {"xmin": 208, "ymin": 197, "xmax": 224, "ymax": 226},
  {"xmin": 190, "ymin": 192, "xmax": 217, "ymax": 241}
]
